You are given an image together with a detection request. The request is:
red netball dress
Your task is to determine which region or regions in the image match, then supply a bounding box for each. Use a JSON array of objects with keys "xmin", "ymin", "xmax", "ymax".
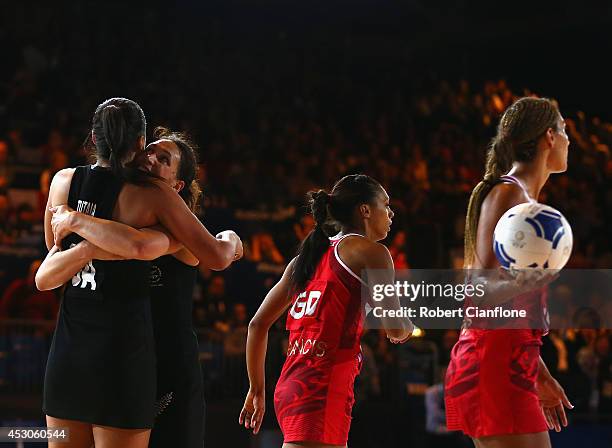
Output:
[
  {"xmin": 444, "ymin": 175, "xmax": 549, "ymax": 438},
  {"xmin": 274, "ymin": 233, "xmax": 366, "ymax": 445}
]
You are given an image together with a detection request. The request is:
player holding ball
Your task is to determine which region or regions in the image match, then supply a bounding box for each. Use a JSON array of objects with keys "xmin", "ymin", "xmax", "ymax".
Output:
[{"xmin": 445, "ymin": 97, "xmax": 574, "ymax": 448}]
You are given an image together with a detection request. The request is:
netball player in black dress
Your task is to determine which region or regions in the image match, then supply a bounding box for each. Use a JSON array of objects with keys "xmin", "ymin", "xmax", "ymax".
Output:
[
  {"xmin": 39, "ymin": 127, "xmax": 208, "ymax": 447},
  {"xmin": 42, "ymin": 98, "xmax": 242, "ymax": 448},
  {"xmin": 145, "ymin": 129, "xmax": 206, "ymax": 448}
]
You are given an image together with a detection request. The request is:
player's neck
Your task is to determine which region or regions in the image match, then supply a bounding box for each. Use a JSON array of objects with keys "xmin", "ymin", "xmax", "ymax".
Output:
[{"xmin": 507, "ymin": 162, "xmax": 549, "ymax": 200}]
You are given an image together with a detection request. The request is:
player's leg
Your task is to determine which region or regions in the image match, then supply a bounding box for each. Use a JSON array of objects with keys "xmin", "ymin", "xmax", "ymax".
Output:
[
  {"xmin": 46, "ymin": 415, "xmax": 93, "ymax": 448},
  {"xmin": 474, "ymin": 431, "xmax": 551, "ymax": 448},
  {"xmin": 92, "ymin": 425, "xmax": 151, "ymax": 448}
]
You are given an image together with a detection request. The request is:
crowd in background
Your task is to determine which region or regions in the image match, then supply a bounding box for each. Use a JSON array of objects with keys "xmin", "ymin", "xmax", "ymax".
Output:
[{"xmin": 0, "ymin": 4, "xmax": 611, "ymax": 443}]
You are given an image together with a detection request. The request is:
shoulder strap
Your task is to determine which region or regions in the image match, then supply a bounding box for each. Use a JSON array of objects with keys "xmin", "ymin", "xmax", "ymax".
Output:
[
  {"xmin": 332, "ymin": 233, "xmax": 369, "ymax": 287},
  {"xmin": 67, "ymin": 166, "xmax": 88, "ymax": 209},
  {"xmin": 499, "ymin": 174, "xmax": 534, "ymax": 202}
]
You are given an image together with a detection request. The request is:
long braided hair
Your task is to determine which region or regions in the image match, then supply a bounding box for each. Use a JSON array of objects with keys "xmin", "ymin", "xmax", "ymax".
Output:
[{"xmin": 464, "ymin": 97, "xmax": 561, "ymax": 267}]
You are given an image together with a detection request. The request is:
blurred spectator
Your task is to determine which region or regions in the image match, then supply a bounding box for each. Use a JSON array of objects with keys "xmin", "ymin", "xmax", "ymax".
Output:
[
  {"xmin": 355, "ymin": 338, "xmax": 381, "ymax": 404},
  {"xmin": 596, "ymin": 333, "xmax": 612, "ymax": 413},
  {"xmin": 389, "ymin": 230, "xmax": 409, "ymax": 269},
  {"xmin": 0, "ymin": 260, "xmax": 58, "ymax": 319},
  {"xmin": 404, "ymin": 144, "xmax": 430, "ymax": 191},
  {"xmin": 293, "ymin": 214, "xmax": 315, "ymax": 242},
  {"xmin": 249, "ymin": 232, "xmax": 285, "ymax": 265},
  {"xmin": 0, "ymin": 140, "xmax": 13, "ymax": 191},
  {"xmin": 0, "ymin": 194, "xmax": 13, "ymax": 244},
  {"xmin": 193, "ymin": 275, "xmax": 230, "ymax": 330},
  {"xmin": 8, "ymin": 129, "xmax": 43, "ymax": 166},
  {"xmin": 424, "ymin": 367, "xmax": 471, "ymax": 447},
  {"xmin": 223, "ymin": 303, "xmax": 249, "ymax": 356},
  {"xmin": 39, "ymin": 148, "xmax": 69, "ymax": 214}
]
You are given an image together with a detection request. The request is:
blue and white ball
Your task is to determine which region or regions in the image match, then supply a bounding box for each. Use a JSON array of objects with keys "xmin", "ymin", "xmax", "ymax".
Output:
[{"xmin": 493, "ymin": 202, "xmax": 573, "ymax": 270}]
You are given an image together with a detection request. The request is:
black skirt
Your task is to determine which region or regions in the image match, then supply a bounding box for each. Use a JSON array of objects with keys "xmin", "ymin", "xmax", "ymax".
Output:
[
  {"xmin": 149, "ymin": 351, "xmax": 205, "ymax": 447},
  {"xmin": 43, "ymin": 294, "xmax": 156, "ymax": 429}
]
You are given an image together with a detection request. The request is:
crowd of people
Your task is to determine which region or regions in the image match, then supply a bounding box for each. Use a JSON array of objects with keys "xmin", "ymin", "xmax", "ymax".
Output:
[{"xmin": 0, "ymin": 5, "xmax": 611, "ymax": 442}]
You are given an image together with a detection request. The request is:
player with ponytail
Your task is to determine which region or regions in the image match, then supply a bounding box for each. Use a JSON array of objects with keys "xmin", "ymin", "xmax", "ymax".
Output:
[
  {"xmin": 446, "ymin": 97, "xmax": 573, "ymax": 448},
  {"xmin": 239, "ymin": 174, "xmax": 413, "ymax": 447}
]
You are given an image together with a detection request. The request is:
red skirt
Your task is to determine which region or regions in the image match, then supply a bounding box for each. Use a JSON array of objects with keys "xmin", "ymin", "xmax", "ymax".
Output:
[
  {"xmin": 274, "ymin": 355, "xmax": 361, "ymax": 445},
  {"xmin": 445, "ymin": 329, "xmax": 548, "ymax": 438}
]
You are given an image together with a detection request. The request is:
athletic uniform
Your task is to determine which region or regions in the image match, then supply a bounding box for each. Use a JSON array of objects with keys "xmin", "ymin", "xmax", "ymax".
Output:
[
  {"xmin": 445, "ymin": 175, "xmax": 549, "ymax": 438},
  {"xmin": 43, "ymin": 165, "xmax": 156, "ymax": 429},
  {"xmin": 274, "ymin": 233, "xmax": 366, "ymax": 446},
  {"xmin": 149, "ymin": 255, "xmax": 205, "ymax": 448}
]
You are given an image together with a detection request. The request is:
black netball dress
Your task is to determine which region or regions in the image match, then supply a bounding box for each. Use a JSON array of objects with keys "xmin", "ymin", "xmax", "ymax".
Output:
[
  {"xmin": 43, "ymin": 165, "xmax": 156, "ymax": 429},
  {"xmin": 148, "ymin": 254, "xmax": 205, "ymax": 448}
]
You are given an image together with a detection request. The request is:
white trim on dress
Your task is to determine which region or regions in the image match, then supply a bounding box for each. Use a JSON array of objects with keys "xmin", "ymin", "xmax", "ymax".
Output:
[{"xmin": 331, "ymin": 233, "xmax": 369, "ymax": 288}]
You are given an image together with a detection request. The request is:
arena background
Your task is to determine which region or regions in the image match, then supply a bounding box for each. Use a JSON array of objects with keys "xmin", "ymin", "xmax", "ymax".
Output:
[{"xmin": 0, "ymin": 1, "xmax": 610, "ymax": 446}]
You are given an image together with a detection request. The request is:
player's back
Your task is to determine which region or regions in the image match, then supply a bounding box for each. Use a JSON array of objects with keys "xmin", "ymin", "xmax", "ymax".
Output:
[{"xmin": 44, "ymin": 165, "xmax": 156, "ymax": 429}]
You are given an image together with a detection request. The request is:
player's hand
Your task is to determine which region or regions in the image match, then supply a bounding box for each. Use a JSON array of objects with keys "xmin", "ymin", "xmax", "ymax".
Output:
[
  {"xmin": 49, "ymin": 205, "xmax": 76, "ymax": 247},
  {"xmin": 388, "ymin": 321, "xmax": 415, "ymax": 344},
  {"xmin": 503, "ymin": 268, "xmax": 560, "ymax": 293},
  {"xmin": 239, "ymin": 388, "xmax": 265, "ymax": 435},
  {"xmin": 389, "ymin": 335, "xmax": 411, "ymax": 344},
  {"xmin": 216, "ymin": 230, "xmax": 244, "ymax": 262},
  {"xmin": 537, "ymin": 374, "xmax": 573, "ymax": 432}
]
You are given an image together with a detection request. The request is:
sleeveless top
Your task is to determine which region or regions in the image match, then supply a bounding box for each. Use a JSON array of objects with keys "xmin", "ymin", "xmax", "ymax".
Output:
[
  {"xmin": 62, "ymin": 165, "xmax": 149, "ymax": 301},
  {"xmin": 465, "ymin": 174, "xmax": 549, "ymax": 333},
  {"xmin": 281, "ymin": 233, "xmax": 366, "ymax": 378}
]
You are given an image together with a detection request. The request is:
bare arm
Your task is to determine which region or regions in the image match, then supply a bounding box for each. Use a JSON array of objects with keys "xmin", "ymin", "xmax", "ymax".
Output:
[
  {"xmin": 52, "ymin": 205, "xmax": 181, "ymax": 260},
  {"xmin": 239, "ymin": 258, "xmax": 295, "ymax": 434},
  {"xmin": 361, "ymin": 242, "xmax": 414, "ymax": 341},
  {"xmin": 537, "ymin": 355, "xmax": 573, "ymax": 432},
  {"xmin": 150, "ymin": 181, "xmax": 242, "ymax": 270},
  {"xmin": 35, "ymin": 241, "xmax": 124, "ymax": 291},
  {"xmin": 44, "ymin": 168, "xmax": 75, "ymax": 250}
]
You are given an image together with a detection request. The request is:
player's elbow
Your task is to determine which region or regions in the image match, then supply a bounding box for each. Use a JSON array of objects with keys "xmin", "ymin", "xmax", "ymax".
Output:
[
  {"xmin": 131, "ymin": 240, "xmax": 149, "ymax": 260},
  {"xmin": 35, "ymin": 272, "xmax": 53, "ymax": 291},
  {"xmin": 248, "ymin": 316, "xmax": 273, "ymax": 334},
  {"xmin": 131, "ymin": 238, "xmax": 164, "ymax": 261}
]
